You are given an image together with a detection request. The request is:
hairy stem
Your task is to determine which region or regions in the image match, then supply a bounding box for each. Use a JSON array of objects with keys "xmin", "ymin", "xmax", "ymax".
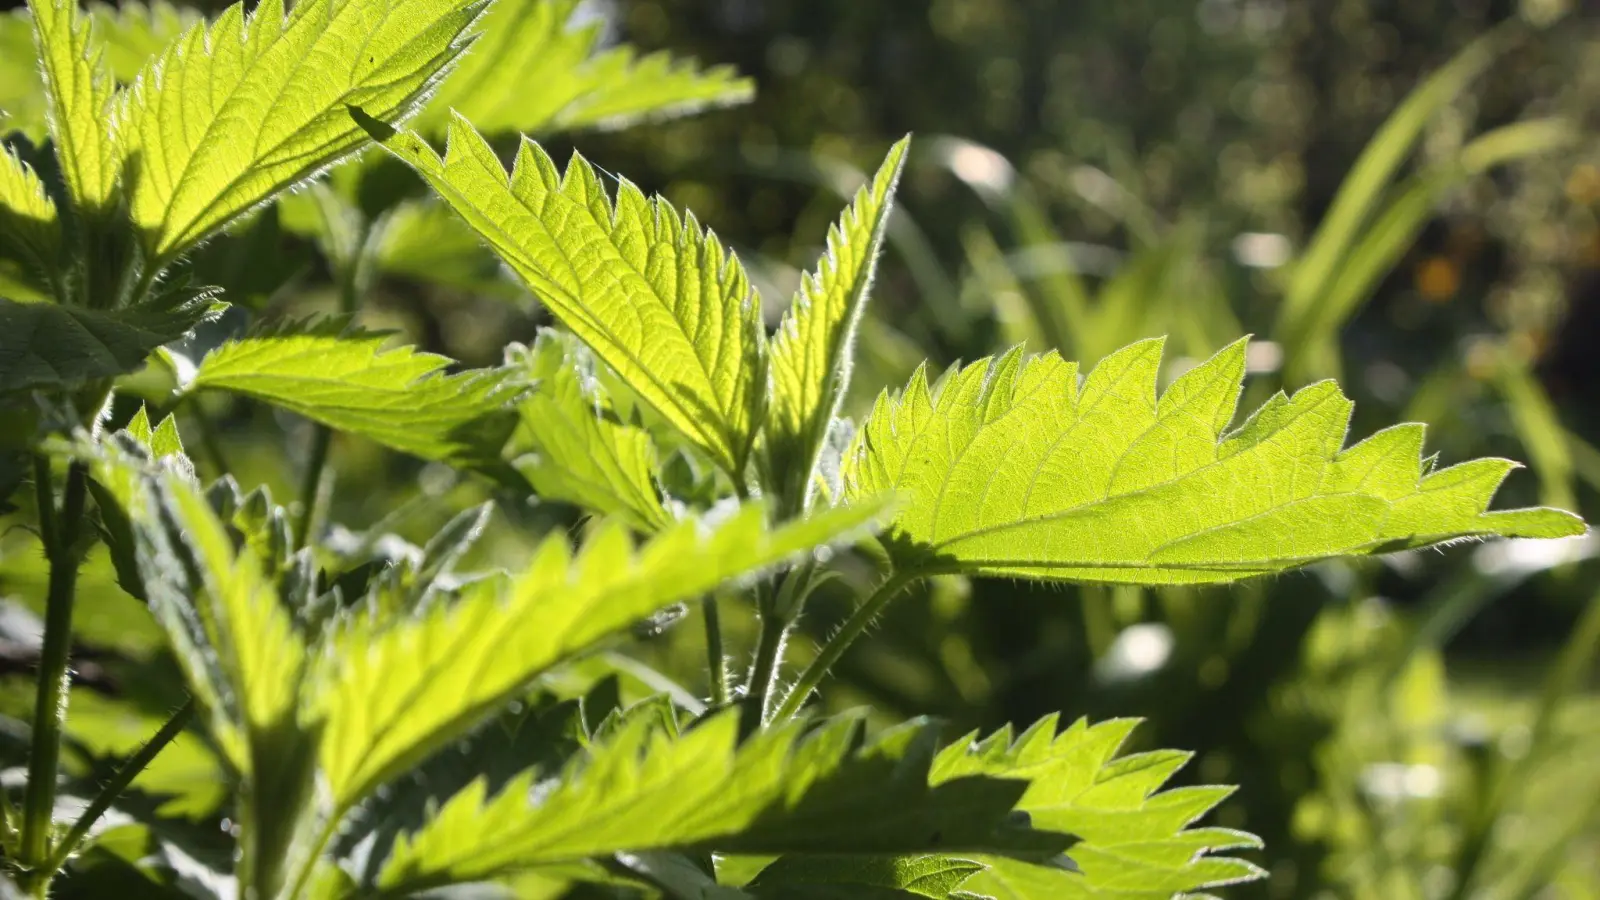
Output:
[
  {"xmin": 21, "ymin": 459, "xmax": 90, "ymax": 873},
  {"xmin": 702, "ymin": 597, "xmax": 729, "ymax": 707},
  {"xmin": 773, "ymin": 569, "xmax": 919, "ymax": 721},
  {"xmin": 46, "ymin": 698, "xmax": 196, "ymax": 872},
  {"xmin": 745, "ymin": 590, "xmax": 789, "ymax": 725}
]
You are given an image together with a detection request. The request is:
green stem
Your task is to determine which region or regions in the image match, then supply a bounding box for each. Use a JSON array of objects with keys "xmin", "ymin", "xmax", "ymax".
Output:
[
  {"xmin": 292, "ymin": 423, "xmax": 333, "ymax": 551},
  {"xmin": 45, "ymin": 698, "xmax": 195, "ymax": 872},
  {"xmin": 773, "ymin": 569, "xmax": 919, "ymax": 721},
  {"xmin": 746, "ymin": 593, "xmax": 788, "ymax": 725},
  {"xmin": 290, "ymin": 223, "xmax": 369, "ymax": 552},
  {"xmin": 21, "ymin": 459, "xmax": 89, "ymax": 872},
  {"xmin": 702, "ymin": 597, "xmax": 729, "ymax": 707}
]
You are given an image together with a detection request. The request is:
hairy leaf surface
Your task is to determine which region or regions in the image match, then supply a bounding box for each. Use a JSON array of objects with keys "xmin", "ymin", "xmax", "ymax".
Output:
[
  {"xmin": 28, "ymin": 0, "xmax": 119, "ymax": 221},
  {"xmin": 416, "ymin": 0, "xmax": 751, "ymax": 136},
  {"xmin": 182, "ymin": 323, "xmax": 523, "ymax": 466},
  {"xmin": 936, "ymin": 716, "xmax": 1264, "ymax": 898},
  {"xmin": 844, "ymin": 337, "xmax": 1584, "ymax": 583},
  {"xmin": 310, "ymin": 499, "xmax": 887, "ymax": 810},
  {"xmin": 364, "ymin": 112, "xmax": 766, "ymax": 475},
  {"xmin": 126, "ymin": 467, "xmax": 305, "ymax": 773},
  {"xmin": 764, "ymin": 137, "xmax": 908, "ymax": 512},
  {"xmin": 374, "ymin": 711, "xmax": 1062, "ymax": 892},
  {"xmin": 0, "ymin": 292, "xmax": 214, "ymax": 397},
  {"xmin": 115, "ymin": 0, "xmax": 484, "ymax": 262},
  {"xmin": 508, "ymin": 330, "xmax": 671, "ymax": 532}
]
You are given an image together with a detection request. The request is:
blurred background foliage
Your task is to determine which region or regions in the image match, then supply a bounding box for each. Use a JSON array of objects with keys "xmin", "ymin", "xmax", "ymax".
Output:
[{"xmin": 2, "ymin": 0, "xmax": 1600, "ymax": 897}]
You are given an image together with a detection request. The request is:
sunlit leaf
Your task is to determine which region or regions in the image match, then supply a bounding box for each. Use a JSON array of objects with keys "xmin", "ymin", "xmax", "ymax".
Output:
[
  {"xmin": 115, "ymin": 0, "xmax": 486, "ymax": 262},
  {"xmin": 181, "ymin": 321, "xmax": 523, "ymax": 467},
  {"xmin": 507, "ymin": 330, "xmax": 672, "ymax": 532},
  {"xmin": 361, "ymin": 111, "xmax": 766, "ymax": 476},
  {"xmin": 309, "ymin": 499, "xmax": 887, "ymax": 810},
  {"xmin": 416, "ymin": 0, "xmax": 751, "ymax": 136},
  {"xmin": 764, "ymin": 137, "xmax": 908, "ymax": 513},
  {"xmin": 844, "ymin": 337, "xmax": 1585, "ymax": 584},
  {"xmin": 374, "ymin": 711, "xmax": 1062, "ymax": 893},
  {"xmin": 935, "ymin": 716, "xmax": 1265, "ymax": 898}
]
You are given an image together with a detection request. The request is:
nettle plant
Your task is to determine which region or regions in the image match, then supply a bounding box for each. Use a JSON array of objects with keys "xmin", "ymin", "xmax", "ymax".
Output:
[{"xmin": 0, "ymin": 0, "xmax": 1587, "ymax": 897}]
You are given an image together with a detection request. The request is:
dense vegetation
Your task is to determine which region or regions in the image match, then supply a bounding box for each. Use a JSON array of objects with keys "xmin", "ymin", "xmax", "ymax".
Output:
[{"xmin": 0, "ymin": 0, "xmax": 1595, "ymax": 898}]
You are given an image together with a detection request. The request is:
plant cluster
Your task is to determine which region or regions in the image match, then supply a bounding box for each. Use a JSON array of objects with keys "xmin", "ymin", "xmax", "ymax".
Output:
[{"xmin": 0, "ymin": 0, "xmax": 1586, "ymax": 897}]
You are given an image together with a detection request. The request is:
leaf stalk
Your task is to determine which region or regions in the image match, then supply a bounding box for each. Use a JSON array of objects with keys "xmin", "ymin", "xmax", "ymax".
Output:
[{"xmin": 773, "ymin": 568, "xmax": 919, "ymax": 721}]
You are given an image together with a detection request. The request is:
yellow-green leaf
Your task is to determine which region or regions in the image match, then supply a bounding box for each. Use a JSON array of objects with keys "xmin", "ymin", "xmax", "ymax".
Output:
[
  {"xmin": 309, "ymin": 499, "xmax": 887, "ymax": 810},
  {"xmin": 845, "ymin": 337, "xmax": 1585, "ymax": 584},
  {"xmin": 115, "ymin": 0, "xmax": 486, "ymax": 263},
  {"xmin": 764, "ymin": 137, "xmax": 908, "ymax": 513},
  {"xmin": 507, "ymin": 330, "xmax": 672, "ymax": 533},
  {"xmin": 365, "ymin": 112, "xmax": 767, "ymax": 475}
]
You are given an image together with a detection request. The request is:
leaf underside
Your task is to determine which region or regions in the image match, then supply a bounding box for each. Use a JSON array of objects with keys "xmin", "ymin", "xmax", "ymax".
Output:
[
  {"xmin": 844, "ymin": 337, "xmax": 1585, "ymax": 584},
  {"xmin": 363, "ymin": 111, "xmax": 766, "ymax": 476},
  {"xmin": 374, "ymin": 711, "xmax": 1064, "ymax": 893},
  {"xmin": 0, "ymin": 293, "xmax": 214, "ymax": 397}
]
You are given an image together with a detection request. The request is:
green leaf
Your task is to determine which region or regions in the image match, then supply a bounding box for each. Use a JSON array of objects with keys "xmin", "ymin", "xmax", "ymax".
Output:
[
  {"xmin": 28, "ymin": 0, "xmax": 119, "ymax": 221},
  {"xmin": 0, "ymin": 144, "xmax": 61, "ymax": 288},
  {"xmin": 843, "ymin": 337, "xmax": 1585, "ymax": 584},
  {"xmin": 308, "ymin": 498, "xmax": 887, "ymax": 811},
  {"xmin": 115, "ymin": 0, "xmax": 485, "ymax": 264},
  {"xmin": 935, "ymin": 716, "xmax": 1264, "ymax": 898},
  {"xmin": 0, "ymin": 291, "xmax": 214, "ymax": 398},
  {"xmin": 86, "ymin": 403, "xmax": 189, "ymax": 601},
  {"xmin": 373, "ymin": 711, "xmax": 1063, "ymax": 893},
  {"xmin": 415, "ymin": 0, "xmax": 751, "ymax": 136},
  {"xmin": 127, "ymin": 467, "xmax": 305, "ymax": 773},
  {"xmin": 181, "ymin": 321, "xmax": 524, "ymax": 467},
  {"xmin": 123, "ymin": 466, "xmax": 323, "ymax": 896},
  {"xmin": 507, "ymin": 330, "xmax": 672, "ymax": 532},
  {"xmin": 748, "ymin": 854, "xmax": 987, "ymax": 900},
  {"xmin": 764, "ymin": 137, "xmax": 909, "ymax": 513},
  {"xmin": 362, "ymin": 111, "xmax": 767, "ymax": 476}
]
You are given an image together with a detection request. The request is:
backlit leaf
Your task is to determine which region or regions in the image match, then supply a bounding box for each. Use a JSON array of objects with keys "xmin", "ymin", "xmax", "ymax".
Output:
[
  {"xmin": 362, "ymin": 111, "xmax": 766, "ymax": 476},
  {"xmin": 935, "ymin": 716, "xmax": 1265, "ymax": 898},
  {"xmin": 309, "ymin": 499, "xmax": 887, "ymax": 810},
  {"xmin": 181, "ymin": 322, "xmax": 524, "ymax": 467},
  {"xmin": 844, "ymin": 337, "xmax": 1585, "ymax": 584},
  {"xmin": 115, "ymin": 0, "xmax": 486, "ymax": 262},
  {"xmin": 507, "ymin": 330, "xmax": 672, "ymax": 532},
  {"xmin": 416, "ymin": 0, "xmax": 751, "ymax": 136},
  {"xmin": 764, "ymin": 137, "xmax": 908, "ymax": 513},
  {"xmin": 373, "ymin": 711, "xmax": 1062, "ymax": 893}
]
